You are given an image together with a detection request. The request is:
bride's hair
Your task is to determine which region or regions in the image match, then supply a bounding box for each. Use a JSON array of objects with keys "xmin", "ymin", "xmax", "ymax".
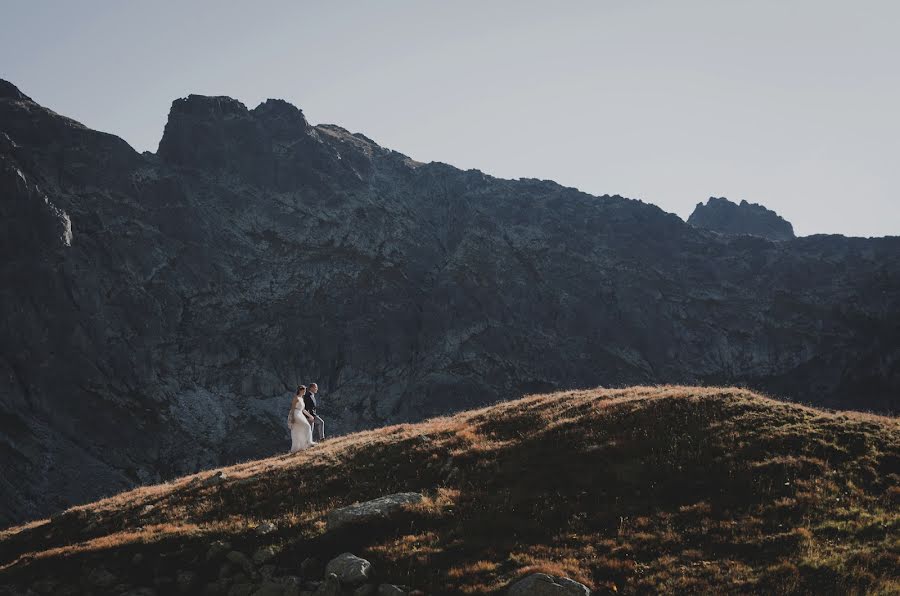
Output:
[{"xmin": 296, "ymin": 385, "xmax": 306, "ymax": 395}]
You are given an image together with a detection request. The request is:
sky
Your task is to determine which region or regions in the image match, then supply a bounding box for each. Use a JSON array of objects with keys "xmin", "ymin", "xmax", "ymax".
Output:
[{"xmin": 3, "ymin": 1, "xmax": 898, "ymax": 237}]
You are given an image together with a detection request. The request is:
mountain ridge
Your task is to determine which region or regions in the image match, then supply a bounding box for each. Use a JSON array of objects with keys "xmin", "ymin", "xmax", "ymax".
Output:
[{"xmin": 1, "ymin": 78, "xmax": 899, "ymax": 527}]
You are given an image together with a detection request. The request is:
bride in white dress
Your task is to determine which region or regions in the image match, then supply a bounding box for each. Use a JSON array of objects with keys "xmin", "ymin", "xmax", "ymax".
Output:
[{"xmin": 288, "ymin": 386, "xmax": 315, "ymax": 452}]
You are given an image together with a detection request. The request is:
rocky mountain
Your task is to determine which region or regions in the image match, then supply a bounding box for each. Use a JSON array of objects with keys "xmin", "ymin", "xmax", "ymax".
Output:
[
  {"xmin": 1, "ymin": 387, "xmax": 897, "ymax": 595},
  {"xmin": 688, "ymin": 196, "xmax": 796, "ymax": 240},
  {"xmin": 1, "ymin": 79, "xmax": 899, "ymax": 527}
]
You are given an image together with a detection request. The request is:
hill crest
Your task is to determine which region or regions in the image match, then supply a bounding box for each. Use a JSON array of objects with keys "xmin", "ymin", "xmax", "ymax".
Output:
[{"xmin": 1, "ymin": 386, "xmax": 897, "ymax": 594}]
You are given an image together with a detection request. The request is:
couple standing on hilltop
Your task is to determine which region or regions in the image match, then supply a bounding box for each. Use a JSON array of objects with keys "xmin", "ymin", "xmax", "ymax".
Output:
[{"xmin": 287, "ymin": 383, "xmax": 325, "ymax": 452}]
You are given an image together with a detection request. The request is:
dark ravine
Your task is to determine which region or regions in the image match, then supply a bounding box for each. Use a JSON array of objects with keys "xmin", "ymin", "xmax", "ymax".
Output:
[{"xmin": 1, "ymin": 79, "xmax": 898, "ymax": 526}]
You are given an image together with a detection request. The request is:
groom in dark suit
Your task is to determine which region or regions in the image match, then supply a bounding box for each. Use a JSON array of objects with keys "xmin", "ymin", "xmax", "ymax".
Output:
[{"xmin": 303, "ymin": 382, "xmax": 325, "ymax": 441}]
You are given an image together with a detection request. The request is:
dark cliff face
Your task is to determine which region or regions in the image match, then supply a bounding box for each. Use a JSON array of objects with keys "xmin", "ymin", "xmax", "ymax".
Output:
[
  {"xmin": 1, "ymin": 79, "xmax": 899, "ymax": 526},
  {"xmin": 688, "ymin": 197, "xmax": 796, "ymax": 241}
]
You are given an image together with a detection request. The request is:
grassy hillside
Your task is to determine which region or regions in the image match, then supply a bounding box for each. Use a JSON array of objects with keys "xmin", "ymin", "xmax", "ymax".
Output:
[{"xmin": 1, "ymin": 386, "xmax": 898, "ymax": 594}]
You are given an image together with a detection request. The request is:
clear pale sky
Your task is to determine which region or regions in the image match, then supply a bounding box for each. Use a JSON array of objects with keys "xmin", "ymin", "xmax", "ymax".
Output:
[{"xmin": 3, "ymin": 1, "xmax": 898, "ymax": 237}]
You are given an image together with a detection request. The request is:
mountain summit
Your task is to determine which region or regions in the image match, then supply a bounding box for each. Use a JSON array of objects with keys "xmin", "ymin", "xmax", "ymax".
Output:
[
  {"xmin": 688, "ymin": 196, "xmax": 796, "ymax": 241},
  {"xmin": 1, "ymin": 80, "xmax": 899, "ymax": 527}
]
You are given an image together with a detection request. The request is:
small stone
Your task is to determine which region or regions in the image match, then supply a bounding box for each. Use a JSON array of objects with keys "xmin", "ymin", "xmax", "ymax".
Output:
[
  {"xmin": 300, "ymin": 557, "xmax": 322, "ymax": 578},
  {"xmin": 87, "ymin": 567, "xmax": 117, "ymax": 588},
  {"xmin": 313, "ymin": 574, "xmax": 342, "ymax": 596},
  {"xmin": 276, "ymin": 576, "xmax": 303, "ymax": 587},
  {"xmin": 507, "ymin": 573, "xmax": 591, "ymax": 596},
  {"xmin": 204, "ymin": 580, "xmax": 231, "ymax": 596},
  {"xmin": 325, "ymin": 553, "xmax": 372, "ymax": 586},
  {"xmin": 254, "ymin": 544, "xmax": 280, "ymax": 564},
  {"xmin": 228, "ymin": 584, "xmax": 255, "ymax": 596},
  {"xmin": 226, "ymin": 551, "xmax": 254, "ymax": 574},
  {"xmin": 256, "ymin": 521, "xmax": 277, "ymax": 535},
  {"xmin": 176, "ymin": 570, "xmax": 198, "ymax": 593},
  {"xmin": 201, "ymin": 471, "xmax": 228, "ymax": 487},
  {"xmin": 252, "ymin": 582, "xmax": 286, "ymax": 596},
  {"xmin": 31, "ymin": 579, "xmax": 59, "ymax": 595},
  {"xmin": 260, "ymin": 564, "xmax": 277, "ymax": 579},
  {"xmin": 207, "ymin": 539, "xmax": 232, "ymax": 561}
]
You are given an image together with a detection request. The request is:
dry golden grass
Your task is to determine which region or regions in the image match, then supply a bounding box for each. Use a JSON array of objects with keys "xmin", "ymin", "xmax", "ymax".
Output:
[{"xmin": 0, "ymin": 385, "xmax": 898, "ymax": 594}]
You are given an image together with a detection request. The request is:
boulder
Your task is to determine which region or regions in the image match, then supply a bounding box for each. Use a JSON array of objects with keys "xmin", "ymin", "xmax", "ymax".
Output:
[
  {"xmin": 507, "ymin": 573, "xmax": 591, "ymax": 596},
  {"xmin": 313, "ymin": 574, "xmax": 342, "ymax": 596},
  {"xmin": 86, "ymin": 567, "xmax": 117, "ymax": 588},
  {"xmin": 253, "ymin": 544, "xmax": 280, "ymax": 564},
  {"xmin": 324, "ymin": 553, "xmax": 372, "ymax": 585},
  {"xmin": 207, "ymin": 540, "xmax": 233, "ymax": 561},
  {"xmin": 255, "ymin": 521, "xmax": 277, "ymax": 535},
  {"xmin": 226, "ymin": 550, "xmax": 254, "ymax": 574},
  {"xmin": 176, "ymin": 570, "xmax": 198, "ymax": 593},
  {"xmin": 326, "ymin": 493, "xmax": 424, "ymax": 530},
  {"xmin": 251, "ymin": 582, "xmax": 286, "ymax": 596},
  {"xmin": 300, "ymin": 557, "xmax": 322, "ymax": 578}
]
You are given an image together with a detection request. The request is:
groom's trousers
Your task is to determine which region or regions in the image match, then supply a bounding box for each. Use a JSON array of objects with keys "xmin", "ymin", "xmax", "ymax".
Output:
[{"xmin": 312, "ymin": 415, "xmax": 325, "ymax": 441}]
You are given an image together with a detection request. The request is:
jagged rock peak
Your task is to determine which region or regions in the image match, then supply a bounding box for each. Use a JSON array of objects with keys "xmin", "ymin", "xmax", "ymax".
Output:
[
  {"xmin": 167, "ymin": 93, "xmax": 249, "ymax": 117},
  {"xmin": 252, "ymin": 98, "xmax": 310, "ymax": 138},
  {"xmin": 0, "ymin": 79, "xmax": 31, "ymax": 101},
  {"xmin": 688, "ymin": 196, "xmax": 795, "ymax": 241}
]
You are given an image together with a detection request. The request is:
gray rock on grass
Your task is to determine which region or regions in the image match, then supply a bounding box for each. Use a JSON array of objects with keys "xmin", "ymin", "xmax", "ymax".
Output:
[
  {"xmin": 507, "ymin": 573, "xmax": 591, "ymax": 596},
  {"xmin": 326, "ymin": 493, "xmax": 424, "ymax": 530},
  {"xmin": 324, "ymin": 553, "xmax": 372, "ymax": 585}
]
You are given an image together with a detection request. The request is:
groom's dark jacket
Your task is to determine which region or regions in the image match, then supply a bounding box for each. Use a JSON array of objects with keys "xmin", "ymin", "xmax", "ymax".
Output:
[{"xmin": 302, "ymin": 392, "xmax": 318, "ymax": 416}]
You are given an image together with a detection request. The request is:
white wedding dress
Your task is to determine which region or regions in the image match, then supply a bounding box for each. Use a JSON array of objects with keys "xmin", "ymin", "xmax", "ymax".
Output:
[{"xmin": 288, "ymin": 407, "xmax": 315, "ymax": 452}]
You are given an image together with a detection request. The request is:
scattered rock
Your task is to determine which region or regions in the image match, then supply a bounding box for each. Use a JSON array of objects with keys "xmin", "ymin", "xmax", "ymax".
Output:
[
  {"xmin": 255, "ymin": 521, "xmax": 277, "ymax": 535},
  {"xmin": 176, "ymin": 570, "xmax": 197, "ymax": 593},
  {"xmin": 326, "ymin": 493, "xmax": 424, "ymax": 530},
  {"xmin": 507, "ymin": 573, "xmax": 591, "ymax": 596},
  {"xmin": 251, "ymin": 582, "xmax": 286, "ymax": 596},
  {"xmin": 276, "ymin": 575, "xmax": 303, "ymax": 587},
  {"xmin": 226, "ymin": 550, "xmax": 254, "ymax": 574},
  {"xmin": 253, "ymin": 544, "xmax": 280, "ymax": 564},
  {"xmin": 86, "ymin": 567, "xmax": 117, "ymax": 588},
  {"xmin": 300, "ymin": 557, "xmax": 322, "ymax": 578},
  {"xmin": 208, "ymin": 539, "xmax": 233, "ymax": 561},
  {"xmin": 228, "ymin": 584, "xmax": 255, "ymax": 596},
  {"xmin": 200, "ymin": 471, "xmax": 228, "ymax": 487},
  {"xmin": 203, "ymin": 580, "xmax": 231, "ymax": 595},
  {"xmin": 260, "ymin": 564, "xmax": 277, "ymax": 579},
  {"xmin": 313, "ymin": 574, "xmax": 342, "ymax": 596},
  {"xmin": 325, "ymin": 553, "xmax": 372, "ymax": 585}
]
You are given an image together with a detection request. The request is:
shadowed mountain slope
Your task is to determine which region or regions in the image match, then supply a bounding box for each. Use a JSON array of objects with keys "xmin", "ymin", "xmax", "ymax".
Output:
[{"xmin": 1, "ymin": 78, "xmax": 899, "ymax": 526}]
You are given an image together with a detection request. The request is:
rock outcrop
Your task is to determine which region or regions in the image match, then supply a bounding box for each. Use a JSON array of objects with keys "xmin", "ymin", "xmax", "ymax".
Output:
[
  {"xmin": 1, "ymin": 79, "xmax": 899, "ymax": 526},
  {"xmin": 688, "ymin": 196, "xmax": 796, "ymax": 240},
  {"xmin": 507, "ymin": 573, "xmax": 591, "ymax": 596},
  {"xmin": 326, "ymin": 493, "xmax": 424, "ymax": 530}
]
